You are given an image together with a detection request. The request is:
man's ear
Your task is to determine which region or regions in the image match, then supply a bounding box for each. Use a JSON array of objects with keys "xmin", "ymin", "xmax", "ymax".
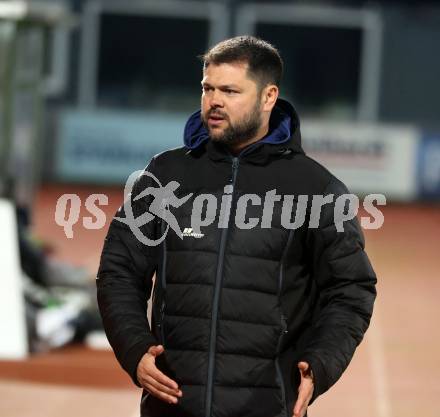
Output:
[{"xmin": 261, "ymin": 84, "xmax": 279, "ymax": 112}]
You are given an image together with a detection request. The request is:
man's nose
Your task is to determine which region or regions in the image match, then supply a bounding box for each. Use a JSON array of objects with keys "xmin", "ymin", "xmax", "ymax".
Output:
[{"xmin": 209, "ymin": 90, "xmax": 224, "ymax": 108}]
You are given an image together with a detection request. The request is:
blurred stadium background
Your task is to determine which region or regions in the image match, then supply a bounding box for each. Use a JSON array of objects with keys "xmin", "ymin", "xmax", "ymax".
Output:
[{"xmin": 0, "ymin": 0, "xmax": 439, "ymax": 416}]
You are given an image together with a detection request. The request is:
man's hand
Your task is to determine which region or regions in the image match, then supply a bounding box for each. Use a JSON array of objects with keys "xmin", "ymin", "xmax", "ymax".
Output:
[
  {"xmin": 292, "ymin": 361, "xmax": 314, "ymax": 417},
  {"xmin": 136, "ymin": 344, "xmax": 183, "ymax": 404}
]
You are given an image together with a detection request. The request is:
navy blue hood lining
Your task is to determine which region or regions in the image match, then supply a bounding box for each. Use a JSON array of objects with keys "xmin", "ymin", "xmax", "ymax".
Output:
[{"xmin": 183, "ymin": 98, "xmax": 302, "ymax": 153}]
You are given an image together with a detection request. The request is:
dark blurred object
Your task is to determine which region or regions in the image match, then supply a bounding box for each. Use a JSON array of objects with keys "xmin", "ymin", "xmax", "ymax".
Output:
[
  {"xmin": 23, "ymin": 272, "xmax": 103, "ymax": 353},
  {"xmin": 15, "ymin": 202, "xmax": 102, "ymax": 353}
]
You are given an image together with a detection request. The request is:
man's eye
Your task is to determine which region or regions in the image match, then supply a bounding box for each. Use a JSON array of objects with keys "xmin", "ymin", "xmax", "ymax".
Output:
[{"xmin": 225, "ymin": 89, "xmax": 238, "ymax": 95}]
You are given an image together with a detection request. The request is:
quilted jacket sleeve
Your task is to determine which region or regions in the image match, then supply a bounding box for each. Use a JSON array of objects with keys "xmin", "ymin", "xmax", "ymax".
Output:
[
  {"xmin": 298, "ymin": 178, "xmax": 377, "ymax": 404},
  {"xmin": 96, "ymin": 158, "xmax": 160, "ymax": 387}
]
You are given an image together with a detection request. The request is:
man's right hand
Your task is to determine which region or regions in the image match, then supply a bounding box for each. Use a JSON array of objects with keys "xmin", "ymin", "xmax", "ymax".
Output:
[{"xmin": 136, "ymin": 344, "xmax": 183, "ymax": 404}]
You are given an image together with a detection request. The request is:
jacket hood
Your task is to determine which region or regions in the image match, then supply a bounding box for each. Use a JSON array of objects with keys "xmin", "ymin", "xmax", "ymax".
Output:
[{"xmin": 183, "ymin": 98, "xmax": 304, "ymax": 155}]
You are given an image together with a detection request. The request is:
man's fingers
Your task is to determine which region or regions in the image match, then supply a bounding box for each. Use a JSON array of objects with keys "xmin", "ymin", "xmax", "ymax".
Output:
[
  {"xmin": 293, "ymin": 374, "xmax": 313, "ymax": 417},
  {"xmin": 293, "ymin": 401, "xmax": 307, "ymax": 417},
  {"xmin": 298, "ymin": 361, "xmax": 309, "ymax": 371},
  {"xmin": 144, "ymin": 381, "xmax": 179, "ymax": 404},
  {"xmin": 143, "ymin": 374, "xmax": 182, "ymax": 397},
  {"xmin": 293, "ymin": 396, "xmax": 306, "ymax": 417},
  {"xmin": 148, "ymin": 344, "xmax": 164, "ymax": 357},
  {"xmin": 137, "ymin": 347, "xmax": 183, "ymax": 405},
  {"xmin": 294, "ymin": 388, "xmax": 306, "ymax": 409},
  {"xmin": 149, "ymin": 367, "xmax": 180, "ymax": 391},
  {"xmin": 297, "ymin": 361, "xmax": 310, "ymax": 378},
  {"xmin": 293, "ymin": 389, "xmax": 310, "ymax": 417},
  {"xmin": 137, "ymin": 348, "xmax": 180, "ymax": 392}
]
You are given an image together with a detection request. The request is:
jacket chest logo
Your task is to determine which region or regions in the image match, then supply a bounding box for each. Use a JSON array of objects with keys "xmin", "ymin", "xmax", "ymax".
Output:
[{"xmin": 181, "ymin": 227, "xmax": 205, "ymax": 239}]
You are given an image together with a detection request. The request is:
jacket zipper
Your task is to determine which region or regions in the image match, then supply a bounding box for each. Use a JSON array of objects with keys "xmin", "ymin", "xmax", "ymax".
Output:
[
  {"xmin": 157, "ymin": 220, "xmax": 168, "ymax": 346},
  {"xmin": 205, "ymin": 156, "xmax": 240, "ymax": 417},
  {"xmin": 159, "ymin": 299, "xmax": 166, "ymax": 345},
  {"xmin": 275, "ymin": 230, "xmax": 294, "ymax": 417}
]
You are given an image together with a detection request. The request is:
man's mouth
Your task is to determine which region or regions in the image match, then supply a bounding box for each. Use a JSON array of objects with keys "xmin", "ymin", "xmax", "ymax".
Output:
[{"xmin": 208, "ymin": 113, "xmax": 226, "ymax": 126}]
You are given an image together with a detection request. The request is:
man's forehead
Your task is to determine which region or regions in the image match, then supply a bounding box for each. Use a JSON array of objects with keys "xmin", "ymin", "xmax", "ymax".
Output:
[{"xmin": 202, "ymin": 61, "xmax": 252, "ymax": 83}]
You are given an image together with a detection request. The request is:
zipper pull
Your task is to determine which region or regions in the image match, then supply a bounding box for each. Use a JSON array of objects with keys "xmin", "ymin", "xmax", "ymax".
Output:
[
  {"xmin": 230, "ymin": 157, "xmax": 239, "ymax": 183},
  {"xmin": 281, "ymin": 314, "xmax": 288, "ymax": 334},
  {"xmin": 157, "ymin": 299, "xmax": 166, "ymax": 327}
]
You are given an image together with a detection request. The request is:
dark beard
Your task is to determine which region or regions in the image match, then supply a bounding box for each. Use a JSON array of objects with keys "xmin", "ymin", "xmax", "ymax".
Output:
[{"xmin": 202, "ymin": 101, "xmax": 262, "ymax": 147}]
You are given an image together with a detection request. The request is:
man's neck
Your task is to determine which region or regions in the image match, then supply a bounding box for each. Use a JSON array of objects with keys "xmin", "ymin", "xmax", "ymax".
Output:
[{"xmin": 228, "ymin": 125, "xmax": 269, "ymax": 156}]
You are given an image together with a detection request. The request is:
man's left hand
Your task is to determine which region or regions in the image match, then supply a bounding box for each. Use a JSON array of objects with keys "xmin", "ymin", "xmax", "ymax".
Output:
[{"xmin": 292, "ymin": 361, "xmax": 314, "ymax": 417}]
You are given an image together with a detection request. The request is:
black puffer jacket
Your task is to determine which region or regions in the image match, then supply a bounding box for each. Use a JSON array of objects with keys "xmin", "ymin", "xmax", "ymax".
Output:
[{"xmin": 97, "ymin": 99, "xmax": 377, "ymax": 417}]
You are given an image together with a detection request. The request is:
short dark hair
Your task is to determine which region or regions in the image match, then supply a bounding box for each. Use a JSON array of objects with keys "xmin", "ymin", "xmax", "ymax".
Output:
[{"xmin": 201, "ymin": 36, "xmax": 283, "ymax": 89}]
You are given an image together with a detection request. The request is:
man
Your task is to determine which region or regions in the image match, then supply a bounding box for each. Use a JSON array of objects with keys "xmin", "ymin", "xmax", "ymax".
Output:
[{"xmin": 97, "ymin": 36, "xmax": 377, "ymax": 417}]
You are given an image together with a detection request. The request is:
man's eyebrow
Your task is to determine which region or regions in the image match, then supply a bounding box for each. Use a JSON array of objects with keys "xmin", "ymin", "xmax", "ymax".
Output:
[{"xmin": 201, "ymin": 82, "xmax": 241, "ymax": 90}]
